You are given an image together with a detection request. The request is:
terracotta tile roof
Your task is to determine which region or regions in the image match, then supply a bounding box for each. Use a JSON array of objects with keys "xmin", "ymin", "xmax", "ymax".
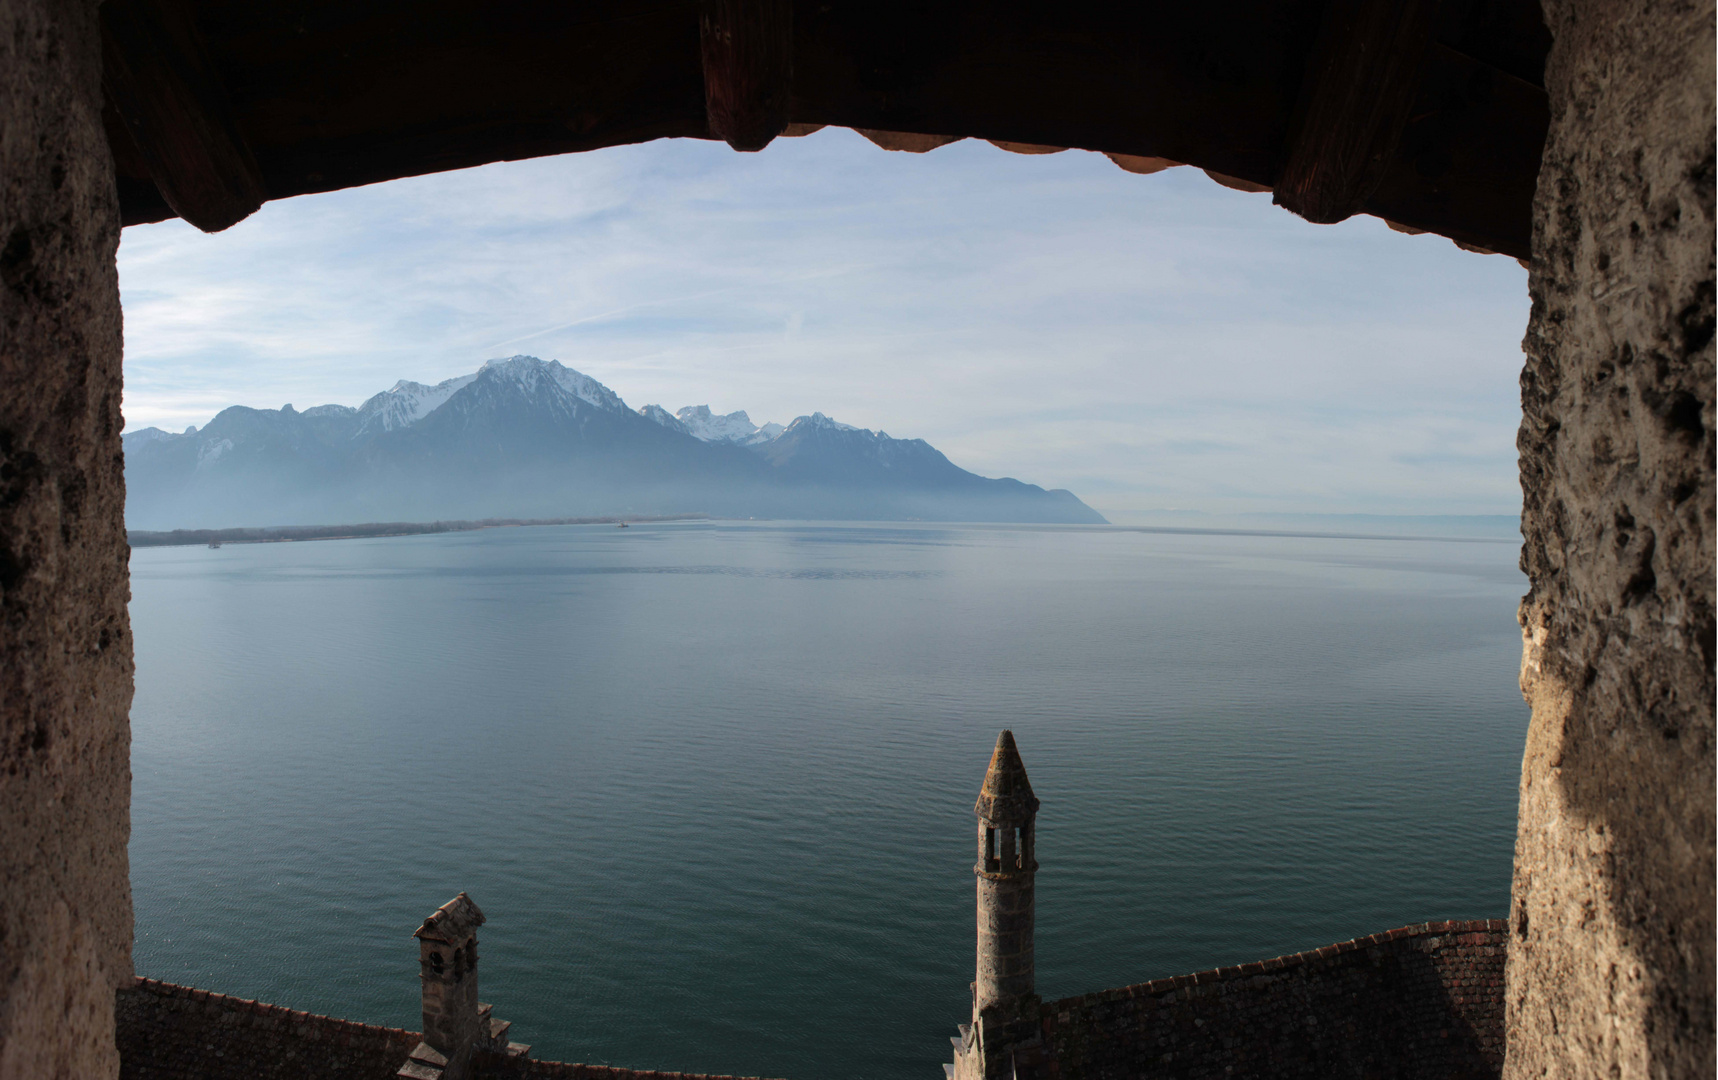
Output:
[
  {"xmin": 117, "ymin": 978, "xmax": 784, "ymax": 1080},
  {"xmin": 415, "ymin": 892, "xmax": 486, "ymax": 945},
  {"xmin": 1038, "ymin": 920, "xmax": 1509, "ymax": 1079}
]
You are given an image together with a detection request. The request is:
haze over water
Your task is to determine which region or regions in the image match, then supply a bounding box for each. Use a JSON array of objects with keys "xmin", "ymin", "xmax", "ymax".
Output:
[{"xmin": 128, "ymin": 521, "xmax": 1528, "ymax": 1080}]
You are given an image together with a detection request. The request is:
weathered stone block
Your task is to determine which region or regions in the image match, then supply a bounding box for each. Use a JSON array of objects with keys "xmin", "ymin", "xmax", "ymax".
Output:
[
  {"xmin": 1506, "ymin": 0, "xmax": 1715, "ymax": 1076},
  {"xmin": 0, "ymin": 0, "xmax": 133, "ymax": 1077}
]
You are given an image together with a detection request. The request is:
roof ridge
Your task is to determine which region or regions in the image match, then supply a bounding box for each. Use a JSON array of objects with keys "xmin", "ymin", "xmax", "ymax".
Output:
[
  {"xmin": 1043, "ymin": 919, "xmax": 1509, "ymax": 1008},
  {"xmin": 126, "ymin": 977, "xmax": 421, "ymax": 1038}
]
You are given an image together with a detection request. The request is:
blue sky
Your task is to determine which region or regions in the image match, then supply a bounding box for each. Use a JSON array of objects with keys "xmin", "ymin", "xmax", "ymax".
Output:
[{"xmin": 116, "ymin": 128, "xmax": 1530, "ymax": 523}]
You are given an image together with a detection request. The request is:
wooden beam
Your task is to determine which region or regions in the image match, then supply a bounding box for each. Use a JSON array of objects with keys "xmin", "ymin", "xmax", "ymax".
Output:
[
  {"xmin": 1360, "ymin": 43, "xmax": 1548, "ymax": 260},
  {"xmin": 855, "ymin": 129, "xmax": 962, "ymax": 153},
  {"xmin": 1273, "ymin": 0, "xmax": 1437, "ymax": 225},
  {"xmin": 102, "ymin": 101, "xmax": 175, "ymax": 227},
  {"xmin": 101, "ymin": 1, "xmax": 1546, "ymax": 256},
  {"xmin": 101, "ymin": 0, "xmax": 266, "ymax": 233},
  {"xmin": 700, "ymin": 0, "xmax": 792, "ymax": 152}
]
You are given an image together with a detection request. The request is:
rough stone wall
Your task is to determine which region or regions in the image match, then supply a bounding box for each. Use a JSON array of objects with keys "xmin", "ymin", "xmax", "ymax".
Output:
[
  {"xmin": 1041, "ymin": 921, "xmax": 1507, "ymax": 1080},
  {"xmin": 975, "ymin": 872, "xmax": 1035, "ymax": 1011},
  {"xmin": 420, "ymin": 934, "xmax": 484, "ymax": 1070},
  {"xmin": 0, "ymin": 0, "xmax": 133, "ymax": 1077},
  {"xmin": 1508, "ymin": 0, "xmax": 1716, "ymax": 1075}
]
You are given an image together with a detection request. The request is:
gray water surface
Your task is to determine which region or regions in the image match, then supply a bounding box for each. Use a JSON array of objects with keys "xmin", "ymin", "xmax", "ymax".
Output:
[{"xmin": 128, "ymin": 521, "xmax": 1528, "ymax": 1079}]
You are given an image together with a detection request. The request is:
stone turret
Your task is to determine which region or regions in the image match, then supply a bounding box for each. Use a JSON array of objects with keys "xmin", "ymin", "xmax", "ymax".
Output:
[
  {"xmin": 397, "ymin": 893, "xmax": 528, "ymax": 1080},
  {"xmin": 950, "ymin": 731, "xmax": 1046, "ymax": 1080},
  {"xmin": 973, "ymin": 730, "xmax": 1039, "ymax": 1012}
]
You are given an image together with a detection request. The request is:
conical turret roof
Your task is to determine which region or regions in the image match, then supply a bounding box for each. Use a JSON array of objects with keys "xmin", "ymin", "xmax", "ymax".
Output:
[{"xmin": 974, "ymin": 730, "xmax": 1039, "ymax": 822}]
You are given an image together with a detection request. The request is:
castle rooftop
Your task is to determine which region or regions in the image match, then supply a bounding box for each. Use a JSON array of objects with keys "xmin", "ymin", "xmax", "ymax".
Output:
[
  {"xmin": 974, "ymin": 730, "xmax": 1039, "ymax": 822},
  {"xmin": 415, "ymin": 892, "xmax": 486, "ymax": 945}
]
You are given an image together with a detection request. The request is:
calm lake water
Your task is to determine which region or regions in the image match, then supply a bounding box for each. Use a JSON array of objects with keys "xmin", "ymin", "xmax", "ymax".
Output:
[{"xmin": 128, "ymin": 522, "xmax": 1529, "ymax": 1080}]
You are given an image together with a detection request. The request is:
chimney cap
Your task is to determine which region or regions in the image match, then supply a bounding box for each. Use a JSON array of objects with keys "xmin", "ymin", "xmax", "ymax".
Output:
[
  {"xmin": 974, "ymin": 730, "xmax": 1039, "ymax": 822},
  {"xmin": 413, "ymin": 892, "xmax": 486, "ymax": 944}
]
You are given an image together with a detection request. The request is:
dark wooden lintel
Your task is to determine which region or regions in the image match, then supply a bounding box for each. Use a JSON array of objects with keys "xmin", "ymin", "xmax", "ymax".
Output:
[
  {"xmin": 700, "ymin": 0, "xmax": 792, "ymax": 152},
  {"xmin": 102, "ymin": 0, "xmax": 266, "ymax": 233},
  {"xmin": 1360, "ymin": 42, "xmax": 1547, "ymax": 260},
  {"xmin": 1274, "ymin": 0, "xmax": 1438, "ymax": 225},
  {"xmin": 103, "ymin": 0, "xmax": 1549, "ymax": 258}
]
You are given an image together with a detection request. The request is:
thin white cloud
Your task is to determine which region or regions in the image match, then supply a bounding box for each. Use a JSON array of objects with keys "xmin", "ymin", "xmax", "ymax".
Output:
[{"xmin": 117, "ymin": 129, "xmax": 1530, "ymax": 519}]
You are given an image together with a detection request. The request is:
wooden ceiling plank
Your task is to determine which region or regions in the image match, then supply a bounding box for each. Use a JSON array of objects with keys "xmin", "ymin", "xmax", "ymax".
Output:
[
  {"xmin": 1359, "ymin": 42, "xmax": 1548, "ymax": 260},
  {"xmin": 1273, "ymin": 0, "xmax": 1438, "ymax": 225},
  {"xmin": 102, "ymin": 0, "xmax": 266, "ymax": 233},
  {"xmin": 701, "ymin": 0, "xmax": 793, "ymax": 151},
  {"xmin": 103, "ymin": 1, "xmax": 1548, "ymax": 257}
]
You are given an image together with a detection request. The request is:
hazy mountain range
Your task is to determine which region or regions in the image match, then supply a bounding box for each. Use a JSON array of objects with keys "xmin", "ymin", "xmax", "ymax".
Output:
[{"xmin": 122, "ymin": 356, "xmax": 1106, "ymax": 529}]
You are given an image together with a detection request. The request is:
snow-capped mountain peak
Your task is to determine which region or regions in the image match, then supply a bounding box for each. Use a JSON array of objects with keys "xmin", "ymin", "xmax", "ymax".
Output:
[
  {"xmin": 787, "ymin": 412, "xmax": 862, "ymax": 434},
  {"xmin": 357, "ymin": 372, "xmax": 477, "ymax": 434},
  {"xmin": 640, "ymin": 404, "xmax": 786, "ymax": 446},
  {"xmin": 122, "ymin": 426, "xmax": 177, "ymax": 447},
  {"xmin": 637, "ymin": 404, "xmax": 689, "ymax": 433},
  {"xmin": 677, "ymin": 405, "xmax": 763, "ymax": 443},
  {"xmin": 353, "ymin": 356, "xmax": 629, "ymax": 436},
  {"xmin": 476, "ymin": 355, "xmax": 629, "ymax": 414},
  {"xmin": 120, "ymin": 357, "xmax": 1108, "ymax": 527}
]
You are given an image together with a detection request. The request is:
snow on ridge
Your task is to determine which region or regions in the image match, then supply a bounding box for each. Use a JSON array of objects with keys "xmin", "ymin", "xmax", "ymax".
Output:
[
  {"xmin": 358, "ymin": 372, "xmax": 477, "ymax": 433},
  {"xmin": 122, "ymin": 427, "xmax": 177, "ymax": 446},
  {"xmin": 638, "ymin": 404, "xmax": 689, "ymax": 433},
  {"xmin": 323, "ymin": 356, "xmax": 912, "ymax": 447},
  {"xmin": 786, "ymin": 412, "xmax": 863, "ymax": 434},
  {"xmin": 478, "ymin": 355, "xmax": 629, "ymax": 413},
  {"xmin": 356, "ymin": 355, "xmax": 632, "ymax": 436},
  {"xmin": 639, "ymin": 402, "xmax": 785, "ymax": 445},
  {"xmin": 122, "ymin": 424, "xmax": 206, "ymax": 448},
  {"xmin": 195, "ymin": 438, "xmax": 234, "ymax": 469},
  {"xmin": 672, "ymin": 405, "xmax": 790, "ymax": 446},
  {"xmin": 677, "ymin": 405, "xmax": 756, "ymax": 442}
]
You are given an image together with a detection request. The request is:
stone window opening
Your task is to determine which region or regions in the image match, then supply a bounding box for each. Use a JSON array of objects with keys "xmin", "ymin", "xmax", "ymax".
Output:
[
  {"xmin": 429, "ymin": 951, "xmax": 444, "ymax": 975},
  {"xmin": 982, "ymin": 824, "xmax": 1002, "ymax": 872},
  {"xmin": 2, "ymin": 2, "xmax": 1710, "ymax": 1074}
]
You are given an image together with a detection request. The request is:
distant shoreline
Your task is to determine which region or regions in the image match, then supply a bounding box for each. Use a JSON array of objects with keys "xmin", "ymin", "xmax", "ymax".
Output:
[
  {"xmin": 128, "ymin": 515, "xmax": 1520, "ymax": 549},
  {"xmin": 1099, "ymin": 524, "xmax": 1518, "ymax": 544},
  {"xmin": 127, "ymin": 515, "xmax": 711, "ymax": 548}
]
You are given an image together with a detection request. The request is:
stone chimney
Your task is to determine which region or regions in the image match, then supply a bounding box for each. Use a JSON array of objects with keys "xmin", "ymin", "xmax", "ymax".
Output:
[
  {"xmin": 397, "ymin": 893, "xmax": 528, "ymax": 1080},
  {"xmin": 950, "ymin": 731, "xmax": 1046, "ymax": 1080}
]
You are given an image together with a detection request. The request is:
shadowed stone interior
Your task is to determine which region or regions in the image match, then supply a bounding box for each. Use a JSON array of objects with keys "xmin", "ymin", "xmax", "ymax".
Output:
[
  {"xmin": 1506, "ymin": 0, "xmax": 1716, "ymax": 1076},
  {"xmin": 0, "ymin": 0, "xmax": 134, "ymax": 1078}
]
